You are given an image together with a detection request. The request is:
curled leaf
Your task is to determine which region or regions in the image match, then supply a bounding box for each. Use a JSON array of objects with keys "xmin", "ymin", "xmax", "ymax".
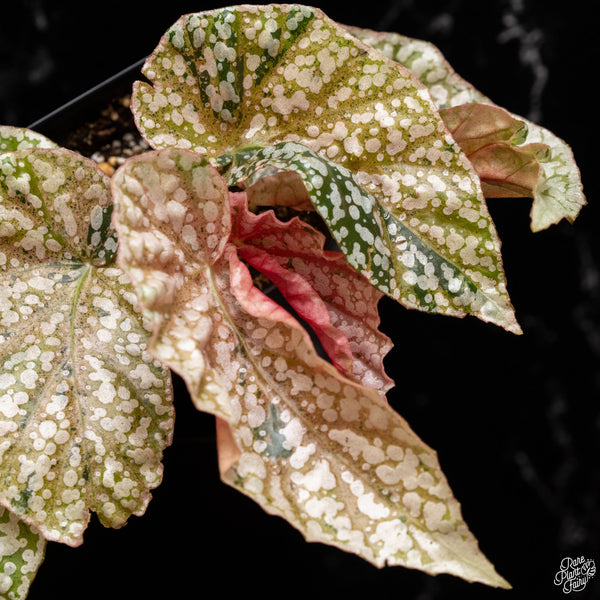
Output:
[
  {"xmin": 229, "ymin": 142, "xmax": 521, "ymax": 334},
  {"xmin": 0, "ymin": 507, "xmax": 45, "ymax": 600},
  {"xmin": 348, "ymin": 26, "xmax": 586, "ymax": 231},
  {"xmin": 440, "ymin": 103, "xmax": 550, "ymax": 198},
  {"xmin": 245, "ymin": 170, "xmax": 313, "ymax": 212},
  {"xmin": 131, "ymin": 4, "xmax": 519, "ymax": 333},
  {"xmin": 0, "ymin": 148, "xmax": 174, "ymax": 546},
  {"xmin": 111, "ymin": 147, "xmax": 510, "ymax": 588},
  {"xmin": 230, "ymin": 191, "xmax": 392, "ymax": 392}
]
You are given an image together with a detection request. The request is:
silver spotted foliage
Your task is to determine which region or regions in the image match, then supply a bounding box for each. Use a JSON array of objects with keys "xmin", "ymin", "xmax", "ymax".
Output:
[
  {"xmin": 132, "ymin": 4, "xmax": 520, "ymax": 332},
  {"xmin": 111, "ymin": 148, "xmax": 509, "ymax": 587},
  {"xmin": 0, "ymin": 148, "xmax": 174, "ymax": 548}
]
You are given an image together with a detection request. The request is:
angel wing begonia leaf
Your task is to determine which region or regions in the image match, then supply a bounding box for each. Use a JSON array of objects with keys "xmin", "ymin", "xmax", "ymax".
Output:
[
  {"xmin": 0, "ymin": 507, "xmax": 45, "ymax": 600},
  {"xmin": 0, "ymin": 127, "xmax": 56, "ymax": 154},
  {"xmin": 348, "ymin": 26, "xmax": 586, "ymax": 231},
  {"xmin": 230, "ymin": 142, "xmax": 520, "ymax": 333},
  {"xmin": 439, "ymin": 103, "xmax": 550, "ymax": 198},
  {"xmin": 0, "ymin": 148, "xmax": 174, "ymax": 546},
  {"xmin": 229, "ymin": 191, "xmax": 392, "ymax": 393},
  {"xmin": 111, "ymin": 147, "xmax": 510, "ymax": 588},
  {"xmin": 131, "ymin": 4, "xmax": 520, "ymax": 333}
]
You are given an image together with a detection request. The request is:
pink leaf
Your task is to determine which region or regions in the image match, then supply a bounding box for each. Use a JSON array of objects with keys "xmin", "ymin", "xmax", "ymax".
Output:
[
  {"xmin": 230, "ymin": 192, "xmax": 393, "ymax": 393},
  {"xmin": 440, "ymin": 103, "xmax": 550, "ymax": 199},
  {"xmin": 238, "ymin": 244, "xmax": 355, "ymax": 374}
]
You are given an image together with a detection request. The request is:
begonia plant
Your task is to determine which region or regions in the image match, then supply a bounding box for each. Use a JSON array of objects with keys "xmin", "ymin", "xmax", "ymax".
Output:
[{"xmin": 0, "ymin": 5, "xmax": 585, "ymax": 598}]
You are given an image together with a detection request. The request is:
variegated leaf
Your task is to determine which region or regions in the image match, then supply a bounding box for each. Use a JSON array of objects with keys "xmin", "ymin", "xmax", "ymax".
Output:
[
  {"xmin": 348, "ymin": 26, "xmax": 586, "ymax": 231},
  {"xmin": 230, "ymin": 190, "xmax": 392, "ymax": 392},
  {"xmin": 0, "ymin": 507, "xmax": 45, "ymax": 600},
  {"xmin": 0, "ymin": 148, "xmax": 174, "ymax": 546},
  {"xmin": 229, "ymin": 142, "xmax": 520, "ymax": 332},
  {"xmin": 440, "ymin": 103, "xmax": 550, "ymax": 198},
  {"xmin": 0, "ymin": 127, "xmax": 56, "ymax": 155},
  {"xmin": 111, "ymin": 147, "xmax": 510, "ymax": 588},
  {"xmin": 131, "ymin": 4, "xmax": 520, "ymax": 333}
]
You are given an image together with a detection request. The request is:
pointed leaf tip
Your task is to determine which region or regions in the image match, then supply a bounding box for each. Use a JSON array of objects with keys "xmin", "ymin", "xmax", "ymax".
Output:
[
  {"xmin": 132, "ymin": 5, "xmax": 521, "ymax": 332},
  {"xmin": 111, "ymin": 147, "xmax": 513, "ymax": 587}
]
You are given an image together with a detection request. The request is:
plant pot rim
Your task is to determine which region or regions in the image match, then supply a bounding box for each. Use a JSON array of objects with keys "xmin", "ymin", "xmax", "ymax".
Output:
[{"xmin": 27, "ymin": 58, "xmax": 146, "ymax": 145}]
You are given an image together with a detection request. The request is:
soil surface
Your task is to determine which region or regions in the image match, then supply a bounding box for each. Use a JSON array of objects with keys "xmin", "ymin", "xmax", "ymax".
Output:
[{"xmin": 62, "ymin": 93, "xmax": 149, "ymax": 174}]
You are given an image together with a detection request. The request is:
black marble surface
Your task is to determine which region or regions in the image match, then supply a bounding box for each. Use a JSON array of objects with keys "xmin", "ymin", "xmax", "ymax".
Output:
[{"xmin": 1, "ymin": 1, "xmax": 599, "ymax": 599}]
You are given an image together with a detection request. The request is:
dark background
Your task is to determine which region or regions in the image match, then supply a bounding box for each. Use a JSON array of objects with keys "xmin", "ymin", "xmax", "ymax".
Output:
[{"xmin": 1, "ymin": 1, "xmax": 599, "ymax": 599}]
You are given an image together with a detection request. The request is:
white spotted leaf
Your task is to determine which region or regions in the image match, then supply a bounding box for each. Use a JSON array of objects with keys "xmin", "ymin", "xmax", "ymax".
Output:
[
  {"xmin": 348, "ymin": 26, "xmax": 586, "ymax": 231},
  {"xmin": 131, "ymin": 4, "xmax": 520, "ymax": 332},
  {"xmin": 230, "ymin": 190, "xmax": 393, "ymax": 393},
  {"xmin": 0, "ymin": 507, "xmax": 46, "ymax": 600},
  {"xmin": 111, "ymin": 147, "xmax": 510, "ymax": 588},
  {"xmin": 0, "ymin": 148, "xmax": 174, "ymax": 547},
  {"xmin": 0, "ymin": 127, "xmax": 56, "ymax": 155}
]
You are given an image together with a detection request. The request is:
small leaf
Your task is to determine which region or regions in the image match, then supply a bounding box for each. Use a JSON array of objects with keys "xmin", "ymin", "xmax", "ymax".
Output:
[
  {"xmin": 0, "ymin": 127, "xmax": 56, "ymax": 154},
  {"xmin": 0, "ymin": 507, "xmax": 45, "ymax": 600},
  {"xmin": 348, "ymin": 26, "xmax": 586, "ymax": 231},
  {"xmin": 244, "ymin": 170, "xmax": 313, "ymax": 212},
  {"xmin": 230, "ymin": 191, "xmax": 392, "ymax": 392},
  {"xmin": 440, "ymin": 103, "xmax": 550, "ymax": 198},
  {"xmin": 131, "ymin": 5, "xmax": 520, "ymax": 333},
  {"xmin": 0, "ymin": 148, "xmax": 174, "ymax": 546},
  {"xmin": 111, "ymin": 147, "xmax": 510, "ymax": 588}
]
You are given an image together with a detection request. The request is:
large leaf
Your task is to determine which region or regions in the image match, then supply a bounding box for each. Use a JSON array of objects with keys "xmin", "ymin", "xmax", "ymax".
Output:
[
  {"xmin": 111, "ymin": 147, "xmax": 510, "ymax": 588},
  {"xmin": 0, "ymin": 148, "xmax": 173, "ymax": 546},
  {"xmin": 131, "ymin": 4, "xmax": 520, "ymax": 333},
  {"xmin": 0, "ymin": 507, "xmax": 45, "ymax": 600},
  {"xmin": 348, "ymin": 26, "xmax": 586, "ymax": 231}
]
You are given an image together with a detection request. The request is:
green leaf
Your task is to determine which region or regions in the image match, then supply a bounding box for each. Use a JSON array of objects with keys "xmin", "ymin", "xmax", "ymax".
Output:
[
  {"xmin": 0, "ymin": 507, "xmax": 45, "ymax": 600},
  {"xmin": 111, "ymin": 147, "xmax": 510, "ymax": 588},
  {"xmin": 131, "ymin": 4, "xmax": 520, "ymax": 332},
  {"xmin": 348, "ymin": 26, "xmax": 586, "ymax": 231},
  {"xmin": 0, "ymin": 127, "xmax": 56, "ymax": 155},
  {"xmin": 0, "ymin": 148, "xmax": 174, "ymax": 546},
  {"xmin": 228, "ymin": 142, "xmax": 520, "ymax": 333}
]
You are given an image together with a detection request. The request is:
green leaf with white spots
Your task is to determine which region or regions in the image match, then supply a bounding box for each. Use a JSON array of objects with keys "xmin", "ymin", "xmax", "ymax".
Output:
[
  {"xmin": 228, "ymin": 141, "xmax": 520, "ymax": 333},
  {"xmin": 0, "ymin": 127, "xmax": 56, "ymax": 155},
  {"xmin": 0, "ymin": 507, "xmax": 45, "ymax": 600},
  {"xmin": 348, "ymin": 26, "xmax": 586, "ymax": 231},
  {"xmin": 0, "ymin": 148, "xmax": 174, "ymax": 547},
  {"xmin": 131, "ymin": 4, "xmax": 519, "ymax": 332},
  {"xmin": 111, "ymin": 147, "xmax": 510, "ymax": 588}
]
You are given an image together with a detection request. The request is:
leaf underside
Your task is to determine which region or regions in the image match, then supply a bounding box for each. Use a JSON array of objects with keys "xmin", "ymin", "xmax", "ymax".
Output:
[
  {"xmin": 347, "ymin": 25, "xmax": 586, "ymax": 231},
  {"xmin": 131, "ymin": 3, "xmax": 520, "ymax": 333},
  {"xmin": 111, "ymin": 147, "xmax": 510, "ymax": 588},
  {"xmin": 0, "ymin": 147, "xmax": 174, "ymax": 547}
]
